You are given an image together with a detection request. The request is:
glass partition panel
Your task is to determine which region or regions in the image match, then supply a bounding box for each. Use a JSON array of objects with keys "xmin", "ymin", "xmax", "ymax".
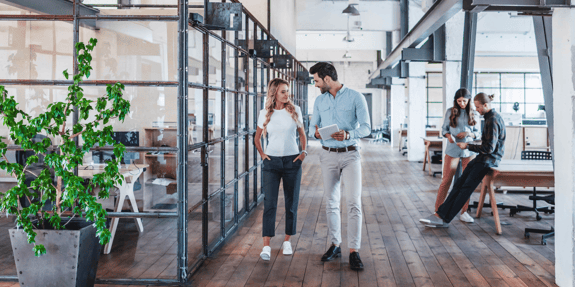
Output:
[
  {"xmin": 238, "ymin": 177, "xmax": 246, "ymax": 214},
  {"xmin": 0, "ymin": 21, "xmax": 73, "ymax": 80},
  {"xmin": 208, "ymin": 142, "xmax": 222, "ymax": 195},
  {"xmin": 225, "ymin": 92, "xmax": 236, "ymax": 136},
  {"xmin": 209, "ymin": 35, "xmax": 222, "ymax": 88},
  {"xmin": 187, "ymin": 204, "xmax": 204, "ymax": 267},
  {"xmin": 189, "ymin": 29, "xmax": 204, "ymax": 85},
  {"xmin": 208, "ymin": 90, "xmax": 222, "ymax": 140},
  {"xmin": 88, "ymin": 1, "xmax": 179, "ymax": 15},
  {"xmin": 189, "ymin": 88, "xmax": 205, "ymax": 144},
  {"xmin": 208, "ymin": 193, "xmax": 222, "ymax": 249},
  {"xmin": 99, "ymin": 218, "xmax": 177, "ymax": 279},
  {"xmin": 238, "ymin": 135, "xmax": 246, "ymax": 173},
  {"xmin": 188, "ymin": 148, "xmax": 203, "ymax": 209},
  {"xmin": 224, "ymin": 185, "xmax": 236, "ymax": 232},
  {"xmin": 80, "ymin": 21, "xmax": 178, "ymax": 82},
  {"xmin": 225, "ymin": 44, "xmax": 236, "ymax": 90},
  {"xmin": 225, "ymin": 139, "xmax": 235, "ymax": 184}
]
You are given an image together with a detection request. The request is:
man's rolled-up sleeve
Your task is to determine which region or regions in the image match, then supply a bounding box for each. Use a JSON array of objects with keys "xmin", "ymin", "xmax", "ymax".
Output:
[{"xmin": 349, "ymin": 93, "xmax": 371, "ymax": 139}]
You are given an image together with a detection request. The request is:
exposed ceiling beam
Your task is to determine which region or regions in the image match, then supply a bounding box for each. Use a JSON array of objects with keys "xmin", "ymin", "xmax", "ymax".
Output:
[
  {"xmin": 368, "ymin": 0, "xmax": 462, "ymax": 79},
  {"xmin": 0, "ymin": 0, "xmax": 99, "ymax": 28}
]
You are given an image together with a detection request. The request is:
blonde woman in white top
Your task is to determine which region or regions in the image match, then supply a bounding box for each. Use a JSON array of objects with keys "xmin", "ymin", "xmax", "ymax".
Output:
[{"xmin": 254, "ymin": 78, "xmax": 307, "ymax": 261}]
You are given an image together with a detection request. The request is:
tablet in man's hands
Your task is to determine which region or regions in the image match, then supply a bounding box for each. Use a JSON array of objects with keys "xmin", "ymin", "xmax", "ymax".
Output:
[{"xmin": 318, "ymin": 124, "xmax": 339, "ymax": 140}]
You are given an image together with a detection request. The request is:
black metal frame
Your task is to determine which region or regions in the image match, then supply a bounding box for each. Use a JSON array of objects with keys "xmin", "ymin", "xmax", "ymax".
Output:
[{"xmin": 0, "ymin": 0, "xmax": 308, "ymax": 285}]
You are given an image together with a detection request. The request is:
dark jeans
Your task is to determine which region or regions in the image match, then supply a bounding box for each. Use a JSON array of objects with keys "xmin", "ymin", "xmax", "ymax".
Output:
[
  {"xmin": 262, "ymin": 154, "xmax": 302, "ymax": 238},
  {"xmin": 436, "ymin": 158, "xmax": 492, "ymax": 223}
]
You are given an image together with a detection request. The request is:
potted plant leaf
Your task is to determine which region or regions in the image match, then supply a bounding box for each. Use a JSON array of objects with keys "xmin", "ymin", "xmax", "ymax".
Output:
[{"xmin": 0, "ymin": 38, "xmax": 131, "ymax": 287}]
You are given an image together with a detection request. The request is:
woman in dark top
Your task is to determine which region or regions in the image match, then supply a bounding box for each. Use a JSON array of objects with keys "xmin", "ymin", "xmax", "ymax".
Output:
[{"xmin": 419, "ymin": 93, "xmax": 506, "ymax": 227}]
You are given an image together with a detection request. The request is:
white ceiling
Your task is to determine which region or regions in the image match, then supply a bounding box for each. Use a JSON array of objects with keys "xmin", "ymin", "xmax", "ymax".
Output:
[
  {"xmin": 296, "ymin": 0, "xmax": 400, "ymax": 31},
  {"xmin": 295, "ymin": 1, "xmax": 538, "ymax": 62}
]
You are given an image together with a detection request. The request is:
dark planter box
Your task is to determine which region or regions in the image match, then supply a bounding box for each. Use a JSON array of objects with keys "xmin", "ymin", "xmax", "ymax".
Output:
[{"xmin": 9, "ymin": 218, "xmax": 102, "ymax": 287}]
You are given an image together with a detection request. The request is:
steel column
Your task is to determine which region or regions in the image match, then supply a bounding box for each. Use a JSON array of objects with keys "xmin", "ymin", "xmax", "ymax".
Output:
[
  {"xmin": 220, "ymin": 22, "xmax": 228, "ymax": 239},
  {"xmin": 202, "ymin": 0, "xmax": 210, "ymax": 257},
  {"xmin": 386, "ymin": 31, "xmax": 393, "ymax": 57},
  {"xmin": 369, "ymin": 0, "xmax": 463, "ymax": 79},
  {"xmin": 252, "ymin": 24, "xmax": 259, "ymax": 203},
  {"xmin": 460, "ymin": 11, "xmax": 477, "ymax": 90},
  {"xmin": 533, "ymin": 16, "xmax": 554, "ymax": 162},
  {"xmin": 400, "ymin": 0, "xmax": 408, "ymax": 39},
  {"xmin": 244, "ymin": 15, "xmax": 250, "ymax": 210},
  {"xmin": 234, "ymin": 28, "xmax": 240, "ymax": 222},
  {"xmin": 177, "ymin": 0, "xmax": 189, "ymax": 281}
]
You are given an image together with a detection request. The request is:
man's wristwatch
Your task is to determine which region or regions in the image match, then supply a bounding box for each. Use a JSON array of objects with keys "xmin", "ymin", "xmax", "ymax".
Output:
[
  {"xmin": 301, "ymin": 150, "xmax": 308, "ymax": 156},
  {"xmin": 345, "ymin": 131, "xmax": 350, "ymax": 140}
]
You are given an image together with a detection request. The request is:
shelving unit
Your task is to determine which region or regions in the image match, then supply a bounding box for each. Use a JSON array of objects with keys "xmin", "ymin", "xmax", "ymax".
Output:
[{"xmin": 142, "ymin": 127, "xmax": 178, "ymax": 212}]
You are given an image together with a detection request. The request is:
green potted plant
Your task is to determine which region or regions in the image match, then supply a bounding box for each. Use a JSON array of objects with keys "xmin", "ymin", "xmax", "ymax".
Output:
[{"xmin": 0, "ymin": 38, "xmax": 131, "ymax": 287}]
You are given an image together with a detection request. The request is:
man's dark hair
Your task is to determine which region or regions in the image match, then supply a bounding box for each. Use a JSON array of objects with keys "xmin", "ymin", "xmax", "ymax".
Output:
[{"xmin": 309, "ymin": 62, "xmax": 338, "ymax": 82}]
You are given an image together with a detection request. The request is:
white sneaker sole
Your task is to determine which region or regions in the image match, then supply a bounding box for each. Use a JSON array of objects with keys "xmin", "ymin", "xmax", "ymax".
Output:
[
  {"xmin": 283, "ymin": 249, "xmax": 293, "ymax": 255},
  {"xmin": 260, "ymin": 252, "xmax": 270, "ymax": 261},
  {"xmin": 425, "ymin": 223, "xmax": 449, "ymax": 228}
]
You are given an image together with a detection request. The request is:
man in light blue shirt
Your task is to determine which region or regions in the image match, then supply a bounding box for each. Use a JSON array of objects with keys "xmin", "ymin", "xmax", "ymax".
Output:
[{"xmin": 308, "ymin": 62, "xmax": 370, "ymax": 271}]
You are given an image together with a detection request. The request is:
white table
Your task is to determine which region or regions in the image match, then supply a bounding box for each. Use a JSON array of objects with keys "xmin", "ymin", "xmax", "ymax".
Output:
[{"xmin": 79, "ymin": 164, "xmax": 149, "ymax": 254}]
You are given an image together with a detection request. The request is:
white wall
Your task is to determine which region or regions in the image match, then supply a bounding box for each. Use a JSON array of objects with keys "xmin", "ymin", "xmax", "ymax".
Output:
[
  {"xmin": 304, "ymin": 61, "xmax": 383, "ymax": 128},
  {"xmin": 239, "ymin": 0, "xmax": 268, "ymax": 29},
  {"xmin": 239, "ymin": 0, "xmax": 297, "ymax": 54},
  {"xmin": 270, "ymin": 0, "xmax": 297, "ymax": 54}
]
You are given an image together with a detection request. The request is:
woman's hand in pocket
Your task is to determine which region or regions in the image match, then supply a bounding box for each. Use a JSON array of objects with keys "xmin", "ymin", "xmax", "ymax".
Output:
[{"xmin": 293, "ymin": 152, "xmax": 306, "ymax": 163}]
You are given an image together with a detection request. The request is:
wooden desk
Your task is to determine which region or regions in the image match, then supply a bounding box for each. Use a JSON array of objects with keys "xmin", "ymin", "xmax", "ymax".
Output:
[
  {"xmin": 422, "ymin": 137, "xmax": 443, "ymax": 176},
  {"xmin": 80, "ymin": 164, "xmax": 149, "ymax": 254},
  {"xmin": 426, "ymin": 129, "xmax": 441, "ymax": 137},
  {"xmin": 475, "ymin": 160, "xmax": 553, "ymax": 235},
  {"xmin": 398, "ymin": 129, "xmax": 441, "ymax": 152}
]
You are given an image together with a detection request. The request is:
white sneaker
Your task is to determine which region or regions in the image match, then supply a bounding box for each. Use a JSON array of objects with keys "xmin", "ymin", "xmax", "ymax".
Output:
[
  {"xmin": 260, "ymin": 246, "xmax": 271, "ymax": 261},
  {"xmin": 282, "ymin": 241, "xmax": 293, "ymax": 255},
  {"xmin": 460, "ymin": 212, "xmax": 474, "ymax": 223}
]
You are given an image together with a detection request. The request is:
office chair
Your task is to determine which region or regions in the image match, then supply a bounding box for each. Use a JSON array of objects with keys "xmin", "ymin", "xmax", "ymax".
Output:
[
  {"xmin": 524, "ymin": 193, "xmax": 554, "ymax": 245},
  {"xmin": 510, "ymin": 151, "xmax": 553, "ymax": 220}
]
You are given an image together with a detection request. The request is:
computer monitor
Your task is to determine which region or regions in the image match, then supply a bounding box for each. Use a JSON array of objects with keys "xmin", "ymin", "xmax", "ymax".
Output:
[{"xmin": 92, "ymin": 131, "xmax": 140, "ymax": 164}]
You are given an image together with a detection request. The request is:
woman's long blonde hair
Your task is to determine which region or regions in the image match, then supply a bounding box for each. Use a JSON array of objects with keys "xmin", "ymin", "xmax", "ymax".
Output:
[{"xmin": 262, "ymin": 78, "xmax": 302, "ymax": 137}]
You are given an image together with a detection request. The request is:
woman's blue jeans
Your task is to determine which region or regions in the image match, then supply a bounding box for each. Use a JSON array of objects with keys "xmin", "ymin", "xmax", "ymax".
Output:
[{"xmin": 262, "ymin": 154, "xmax": 302, "ymax": 238}]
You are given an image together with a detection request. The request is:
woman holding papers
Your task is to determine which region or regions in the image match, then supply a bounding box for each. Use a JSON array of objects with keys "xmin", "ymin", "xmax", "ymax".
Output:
[
  {"xmin": 254, "ymin": 78, "xmax": 307, "ymax": 261},
  {"xmin": 435, "ymin": 88, "xmax": 481, "ymax": 223}
]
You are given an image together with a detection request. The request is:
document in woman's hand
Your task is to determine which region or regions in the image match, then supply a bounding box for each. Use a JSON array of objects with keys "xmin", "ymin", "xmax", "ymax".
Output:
[{"xmin": 318, "ymin": 124, "xmax": 339, "ymax": 140}]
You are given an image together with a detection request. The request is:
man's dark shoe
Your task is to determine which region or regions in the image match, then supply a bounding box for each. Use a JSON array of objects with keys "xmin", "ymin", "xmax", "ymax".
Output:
[
  {"xmin": 349, "ymin": 252, "xmax": 364, "ymax": 271},
  {"xmin": 321, "ymin": 245, "xmax": 341, "ymax": 261}
]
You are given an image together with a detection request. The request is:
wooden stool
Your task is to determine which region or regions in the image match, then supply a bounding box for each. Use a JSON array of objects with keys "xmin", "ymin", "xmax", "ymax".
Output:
[{"xmin": 475, "ymin": 170, "xmax": 502, "ymax": 235}]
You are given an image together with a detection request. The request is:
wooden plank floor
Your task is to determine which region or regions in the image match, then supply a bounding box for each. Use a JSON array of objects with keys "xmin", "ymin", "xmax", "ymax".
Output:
[
  {"xmin": 191, "ymin": 140, "xmax": 557, "ymax": 287},
  {"xmin": 0, "ymin": 140, "xmax": 557, "ymax": 286}
]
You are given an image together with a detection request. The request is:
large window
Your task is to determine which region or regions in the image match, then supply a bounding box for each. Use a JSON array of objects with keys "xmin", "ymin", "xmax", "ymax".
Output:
[
  {"xmin": 474, "ymin": 72, "xmax": 546, "ymax": 119},
  {"xmin": 425, "ymin": 72, "xmax": 546, "ymax": 129},
  {"xmin": 426, "ymin": 72, "xmax": 443, "ymax": 128}
]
